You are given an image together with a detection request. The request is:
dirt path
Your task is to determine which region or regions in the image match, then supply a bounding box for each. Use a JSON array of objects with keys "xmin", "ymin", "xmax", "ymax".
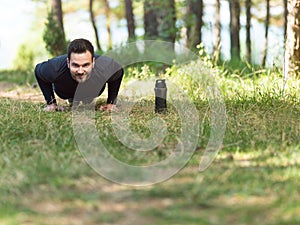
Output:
[{"xmin": 0, "ymin": 81, "xmax": 44, "ymax": 103}]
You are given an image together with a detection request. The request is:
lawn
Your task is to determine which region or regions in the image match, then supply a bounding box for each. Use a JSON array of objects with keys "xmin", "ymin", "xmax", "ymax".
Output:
[{"xmin": 0, "ymin": 66, "xmax": 299, "ymax": 225}]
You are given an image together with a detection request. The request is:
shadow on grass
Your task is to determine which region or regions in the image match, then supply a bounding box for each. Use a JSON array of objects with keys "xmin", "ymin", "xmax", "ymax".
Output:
[{"xmin": 0, "ymin": 93, "xmax": 299, "ymax": 225}]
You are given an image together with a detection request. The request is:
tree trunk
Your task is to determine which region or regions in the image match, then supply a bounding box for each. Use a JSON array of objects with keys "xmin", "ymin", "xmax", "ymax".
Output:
[
  {"xmin": 284, "ymin": 0, "xmax": 288, "ymax": 40},
  {"xmin": 144, "ymin": 0, "xmax": 176, "ymax": 43},
  {"xmin": 51, "ymin": 0, "xmax": 65, "ymax": 39},
  {"xmin": 102, "ymin": 0, "xmax": 112, "ymax": 49},
  {"xmin": 195, "ymin": 0, "xmax": 203, "ymax": 47},
  {"xmin": 246, "ymin": 0, "xmax": 252, "ymax": 63},
  {"xmin": 89, "ymin": 0, "xmax": 102, "ymax": 51},
  {"xmin": 213, "ymin": 0, "xmax": 221, "ymax": 63},
  {"xmin": 284, "ymin": 0, "xmax": 300, "ymax": 78},
  {"xmin": 144, "ymin": 0, "xmax": 159, "ymax": 39},
  {"xmin": 262, "ymin": 0, "xmax": 270, "ymax": 67},
  {"xmin": 229, "ymin": 0, "xmax": 240, "ymax": 60},
  {"xmin": 186, "ymin": 0, "xmax": 203, "ymax": 48},
  {"xmin": 125, "ymin": 0, "xmax": 136, "ymax": 40},
  {"xmin": 157, "ymin": 0, "xmax": 177, "ymax": 43}
]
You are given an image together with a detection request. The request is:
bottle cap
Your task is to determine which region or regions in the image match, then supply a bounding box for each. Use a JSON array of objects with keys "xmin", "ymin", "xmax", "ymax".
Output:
[{"xmin": 155, "ymin": 79, "xmax": 166, "ymax": 88}]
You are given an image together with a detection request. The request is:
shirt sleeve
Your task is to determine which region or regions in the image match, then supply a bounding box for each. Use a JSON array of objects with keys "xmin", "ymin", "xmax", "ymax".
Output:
[
  {"xmin": 106, "ymin": 68, "xmax": 124, "ymax": 104},
  {"xmin": 34, "ymin": 62, "xmax": 57, "ymax": 104},
  {"xmin": 34, "ymin": 55, "xmax": 68, "ymax": 105}
]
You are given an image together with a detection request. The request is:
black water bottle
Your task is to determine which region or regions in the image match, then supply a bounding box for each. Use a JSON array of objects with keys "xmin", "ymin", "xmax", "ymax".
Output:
[{"xmin": 154, "ymin": 79, "xmax": 167, "ymax": 113}]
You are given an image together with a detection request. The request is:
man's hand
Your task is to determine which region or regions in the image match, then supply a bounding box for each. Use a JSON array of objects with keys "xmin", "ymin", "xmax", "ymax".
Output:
[
  {"xmin": 99, "ymin": 104, "xmax": 116, "ymax": 112},
  {"xmin": 44, "ymin": 103, "xmax": 64, "ymax": 112}
]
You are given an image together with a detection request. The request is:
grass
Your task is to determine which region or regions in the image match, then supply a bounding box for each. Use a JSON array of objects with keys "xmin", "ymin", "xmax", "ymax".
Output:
[{"xmin": 0, "ymin": 66, "xmax": 299, "ymax": 224}]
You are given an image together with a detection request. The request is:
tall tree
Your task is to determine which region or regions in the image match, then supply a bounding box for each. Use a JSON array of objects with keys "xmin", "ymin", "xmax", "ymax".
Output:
[
  {"xmin": 43, "ymin": 0, "xmax": 67, "ymax": 56},
  {"xmin": 144, "ymin": 0, "xmax": 159, "ymax": 39},
  {"xmin": 89, "ymin": 0, "xmax": 102, "ymax": 51},
  {"xmin": 284, "ymin": 0, "xmax": 300, "ymax": 78},
  {"xmin": 284, "ymin": 0, "xmax": 288, "ymax": 40},
  {"xmin": 262, "ymin": 0, "xmax": 270, "ymax": 67},
  {"xmin": 51, "ymin": 0, "xmax": 65, "ymax": 38},
  {"xmin": 213, "ymin": 0, "xmax": 221, "ymax": 62},
  {"xmin": 157, "ymin": 0, "xmax": 177, "ymax": 43},
  {"xmin": 185, "ymin": 0, "xmax": 204, "ymax": 48},
  {"xmin": 144, "ymin": 0, "xmax": 176, "ymax": 43},
  {"xmin": 102, "ymin": 0, "xmax": 113, "ymax": 49},
  {"xmin": 125, "ymin": 0, "xmax": 136, "ymax": 40},
  {"xmin": 246, "ymin": 0, "xmax": 252, "ymax": 62},
  {"xmin": 229, "ymin": 0, "xmax": 241, "ymax": 60}
]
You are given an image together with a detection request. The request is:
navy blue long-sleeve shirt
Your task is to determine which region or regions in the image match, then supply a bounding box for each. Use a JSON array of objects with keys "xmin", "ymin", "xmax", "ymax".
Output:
[{"xmin": 34, "ymin": 54, "xmax": 123, "ymax": 105}]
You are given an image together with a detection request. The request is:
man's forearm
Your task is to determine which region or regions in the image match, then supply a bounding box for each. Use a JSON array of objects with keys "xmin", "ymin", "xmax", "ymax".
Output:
[
  {"xmin": 35, "ymin": 66, "xmax": 56, "ymax": 104},
  {"xmin": 36, "ymin": 79, "xmax": 56, "ymax": 104},
  {"xmin": 107, "ymin": 68, "xmax": 124, "ymax": 104}
]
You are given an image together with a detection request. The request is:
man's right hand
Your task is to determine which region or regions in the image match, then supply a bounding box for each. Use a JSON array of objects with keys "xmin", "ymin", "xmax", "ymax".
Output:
[{"xmin": 44, "ymin": 103, "xmax": 64, "ymax": 112}]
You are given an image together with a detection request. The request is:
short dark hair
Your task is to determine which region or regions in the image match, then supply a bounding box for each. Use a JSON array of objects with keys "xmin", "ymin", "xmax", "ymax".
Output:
[{"xmin": 67, "ymin": 38, "xmax": 94, "ymax": 59}]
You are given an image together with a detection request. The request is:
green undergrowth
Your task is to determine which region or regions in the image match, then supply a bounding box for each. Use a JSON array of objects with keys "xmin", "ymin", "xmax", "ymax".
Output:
[{"xmin": 0, "ymin": 63, "xmax": 299, "ymax": 224}]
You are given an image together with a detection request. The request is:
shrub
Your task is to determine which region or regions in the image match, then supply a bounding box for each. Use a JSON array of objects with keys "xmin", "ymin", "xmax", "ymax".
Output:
[
  {"xmin": 43, "ymin": 10, "xmax": 68, "ymax": 56},
  {"xmin": 13, "ymin": 43, "xmax": 35, "ymax": 72}
]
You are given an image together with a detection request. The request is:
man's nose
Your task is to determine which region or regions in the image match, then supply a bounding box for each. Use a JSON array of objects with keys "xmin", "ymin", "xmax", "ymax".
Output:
[{"xmin": 78, "ymin": 66, "xmax": 84, "ymax": 73}]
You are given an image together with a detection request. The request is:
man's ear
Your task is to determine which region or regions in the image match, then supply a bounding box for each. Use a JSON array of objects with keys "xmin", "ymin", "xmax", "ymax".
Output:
[
  {"xmin": 92, "ymin": 57, "xmax": 95, "ymax": 68},
  {"xmin": 67, "ymin": 58, "xmax": 70, "ymax": 68}
]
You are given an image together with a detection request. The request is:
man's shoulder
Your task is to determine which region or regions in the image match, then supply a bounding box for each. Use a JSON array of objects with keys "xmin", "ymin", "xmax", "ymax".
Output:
[
  {"xmin": 95, "ymin": 55, "xmax": 113, "ymax": 63},
  {"xmin": 93, "ymin": 55, "xmax": 122, "ymax": 80},
  {"xmin": 35, "ymin": 55, "xmax": 69, "ymax": 80},
  {"xmin": 48, "ymin": 54, "xmax": 68, "ymax": 67},
  {"xmin": 94, "ymin": 55, "xmax": 122, "ymax": 69},
  {"xmin": 37, "ymin": 54, "xmax": 67, "ymax": 69}
]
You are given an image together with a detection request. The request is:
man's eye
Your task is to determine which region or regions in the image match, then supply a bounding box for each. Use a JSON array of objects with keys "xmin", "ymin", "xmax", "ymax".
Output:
[{"xmin": 71, "ymin": 63, "xmax": 90, "ymax": 68}]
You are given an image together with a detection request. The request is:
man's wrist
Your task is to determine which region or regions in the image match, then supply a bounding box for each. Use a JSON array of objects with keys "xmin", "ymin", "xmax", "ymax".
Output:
[
  {"xmin": 47, "ymin": 98, "xmax": 57, "ymax": 105},
  {"xmin": 47, "ymin": 102, "xmax": 57, "ymax": 106},
  {"xmin": 107, "ymin": 98, "xmax": 117, "ymax": 105}
]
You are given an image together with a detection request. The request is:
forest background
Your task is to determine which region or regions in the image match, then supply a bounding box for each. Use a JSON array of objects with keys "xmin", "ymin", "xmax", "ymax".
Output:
[{"xmin": 0, "ymin": 0, "xmax": 288, "ymax": 71}]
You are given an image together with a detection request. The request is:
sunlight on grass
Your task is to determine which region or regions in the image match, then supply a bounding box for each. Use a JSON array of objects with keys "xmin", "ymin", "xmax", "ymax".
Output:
[{"xmin": 0, "ymin": 64, "xmax": 299, "ymax": 224}]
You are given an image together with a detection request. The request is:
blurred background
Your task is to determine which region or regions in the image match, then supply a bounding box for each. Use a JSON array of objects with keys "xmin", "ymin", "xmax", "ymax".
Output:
[{"xmin": 0, "ymin": 0, "xmax": 285, "ymax": 70}]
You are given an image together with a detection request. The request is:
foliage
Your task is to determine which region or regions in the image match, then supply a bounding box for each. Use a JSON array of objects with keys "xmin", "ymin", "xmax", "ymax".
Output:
[
  {"xmin": 143, "ymin": 0, "xmax": 177, "ymax": 42},
  {"xmin": 163, "ymin": 43, "xmax": 215, "ymax": 102},
  {"xmin": 25, "ymin": 0, "xmax": 289, "ymax": 68},
  {"xmin": 43, "ymin": 10, "xmax": 68, "ymax": 57},
  {"xmin": 12, "ymin": 43, "xmax": 35, "ymax": 72},
  {"xmin": 0, "ymin": 70, "xmax": 35, "ymax": 85},
  {"xmin": 124, "ymin": 63, "xmax": 166, "ymax": 81},
  {"xmin": 7, "ymin": 43, "xmax": 36, "ymax": 86}
]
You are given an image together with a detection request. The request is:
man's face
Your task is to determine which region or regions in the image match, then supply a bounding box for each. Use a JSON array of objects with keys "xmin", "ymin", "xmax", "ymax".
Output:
[{"xmin": 68, "ymin": 51, "xmax": 95, "ymax": 83}]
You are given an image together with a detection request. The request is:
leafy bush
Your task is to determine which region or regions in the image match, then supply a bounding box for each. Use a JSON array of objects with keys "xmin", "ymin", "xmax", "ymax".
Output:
[
  {"xmin": 12, "ymin": 43, "xmax": 35, "ymax": 72},
  {"xmin": 0, "ymin": 70, "xmax": 36, "ymax": 85}
]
